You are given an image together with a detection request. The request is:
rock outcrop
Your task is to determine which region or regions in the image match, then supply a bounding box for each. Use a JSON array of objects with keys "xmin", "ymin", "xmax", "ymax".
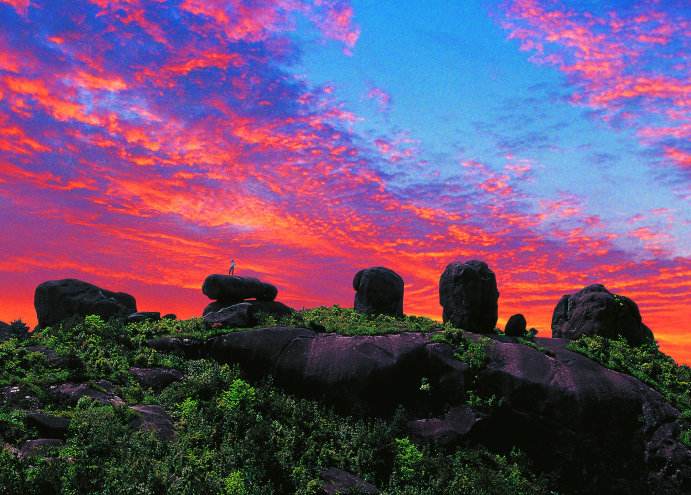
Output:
[
  {"xmin": 202, "ymin": 274, "xmax": 277, "ymax": 303},
  {"xmin": 201, "ymin": 274, "xmax": 294, "ymax": 324},
  {"xmin": 439, "ymin": 261, "xmax": 499, "ymax": 333},
  {"xmin": 203, "ymin": 302, "xmax": 256, "ymax": 329},
  {"xmin": 353, "ymin": 267, "xmax": 404, "ymax": 317},
  {"xmin": 149, "ymin": 327, "xmax": 691, "ymax": 494},
  {"xmin": 25, "ymin": 412, "xmax": 70, "ymax": 439},
  {"xmin": 129, "ymin": 405, "xmax": 175, "ymax": 441},
  {"xmin": 129, "ymin": 367, "xmax": 183, "ymax": 391},
  {"xmin": 320, "ymin": 467, "xmax": 379, "ymax": 495},
  {"xmin": 551, "ymin": 284, "xmax": 654, "ymax": 345},
  {"xmin": 34, "ymin": 279, "xmax": 136, "ymax": 329},
  {"xmin": 504, "ymin": 314, "xmax": 527, "ymax": 337}
]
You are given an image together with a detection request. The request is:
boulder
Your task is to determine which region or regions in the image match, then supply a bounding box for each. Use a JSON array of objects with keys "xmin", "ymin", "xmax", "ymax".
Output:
[
  {"xmin": 129, "ymin": 405, "xmax": 175, "ymax": 441},
  {"xmin": 25, "ymin": 412, "xmax": 70, "ymax": 439},
  {"xmin": 407, "ymin": 405, "xmax": 487, "ymax": 447},
  {"xmin": 504, "ymin": 314, "xmax": 527, "ymax": 337},
  {"xmin": 129, "ymin": 367, "xmax": 183, "ymax": 390},
  {"xmin": 19, "ymin": 438, "xmax": 63, "ymax": 459},
  {"xmin": 0, "ymin": 385, "xmax": 41, "ymax": 410},
  {"xmin": 319, "ymin": 467, "xmax": 379, "ymax": 495},
  {"xmin": 203, "ymin": 303, "xmax": 256, "ymax": 329},
  {"xmin": 206, "ymin": 328, "xmax": 446, "ymax": 415},
  {"xmin": 201, "ymin": 274, "xmax": 277, "ymax": 302},
  {"xmin": 127, "ymin": 312, "xmax": 161, "ymax": 324},
  {"xmin": 439, "ymin": 261, "xmax": 499, "ymax": 333},
  {"xmin": 146, "ymin": 336, "xmax": 206, "ymax": 359},
  {"xmin": 353, "ymin": 267, "xmax": 404, "ymax": 317},
  {"xmin": 47, "ymin": 381, "xmax": 124, "ymax": 406},
  {"xmin": 24, "ymin": 345, "xmax": 82, "ymax": 370},
  {"xmin": 551, "ymin": 284, "xmax": 654, "ymax": 345},
  {"xmin": 34, "ymin": 279, "xmax": 136, "ymax": 329},
  {"xmin": 203, "ymin": 299, "xmax": 294, "ymax": 319}
]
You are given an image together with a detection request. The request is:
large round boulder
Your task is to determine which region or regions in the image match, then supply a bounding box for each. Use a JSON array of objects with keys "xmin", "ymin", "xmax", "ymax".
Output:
[
  {"xmin": 201, "ymin": 275, "xmax": 277, "ymax": 302},
  {"xmin": 34, "ymin": 279, "xmax": 137, "ymax": 329},
  {"xmin": 439, "ymin": 261, "xmax": 499, "ymax": 333},
  {"xmin": 551, "ymin": 284, "xmax": 654, "ymax": 345},
  {"xmin": 504, "ymin": 314, "xmax": 527, "ymax": 337},
  {"xmin": 353, "ymin": 267, "xmax": 404, "ymax": 317}
]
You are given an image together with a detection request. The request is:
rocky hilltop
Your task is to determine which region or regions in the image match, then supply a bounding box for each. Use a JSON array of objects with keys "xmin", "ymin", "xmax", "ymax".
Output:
[{"xmin": 0, "ymin": 261, "xmax": 689, "ymax": 494}]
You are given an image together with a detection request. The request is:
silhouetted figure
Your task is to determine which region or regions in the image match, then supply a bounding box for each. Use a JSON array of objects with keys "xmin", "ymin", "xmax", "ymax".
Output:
[{"xmin": 229, "ymin": 259, "xmax": 236, "ymax": 276}]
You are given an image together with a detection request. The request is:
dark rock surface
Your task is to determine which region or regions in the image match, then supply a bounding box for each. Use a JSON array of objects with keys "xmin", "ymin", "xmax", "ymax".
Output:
[
  {"xmin": 202, "ymin": 274, "xmax": 277, "ymax": 302},
  {"xmin": 439, "ymin": 261, "xmax": 499, "ymax": 333},
  {"xmin": 551, "ymin": 284, "xmax": 654, "ymax": 345},
  {"xmin": 353, "ymin": 267, "xmax": 404, "ymax": 317},
  {"xmin": 19, "ymin": 438, "xmax": 63, "ymax": 459},
  {"xmin": 47, "ymin": 381, "xmax": 124, "ymax": 406},
  {"xmin": 504, "ymin": 314, "xmax": 527, "ymax": 337},
  {"xmin": 129, "ymin": 405, "xmax": 175, "ymax": 441},
  {"xmin": 127, "ymin": 312, "xmax": 161, "ymax": 324},
  {"xmin": 151, "ymin": 327, "xmax": 691, "ymax": 494},
  {"xmin": 0, "ymin": 385, "xmax": 41, "ymax": 410},
  {"xmin": 25, "ymin": 412, "xmax": 70, "ymax": 439},
  {"xmin": 204, "ymin": 302, "xmax": 256, "ymax": 329},
  {"xmin": 320, "ymin": 467, "xmax": 379, "ymax": 495},
  {"xmin": 34, "ymin": 279, "xmax": 136, "ymax": 329},
  {"xmin": 24, "ymin": 345, "xmax": 82, "ymax": 370},
  {"xmin": 407, "ymin": 405, "xmax": 487, "ymax": 447},
  {"xmin": 202, "ymin": 299, "xmax": 294, "ymax": 319},
  {"xmin": 146, "ymin": 336, "xmax": 206, "ymax": 359},
  {"xmin": 129, "ymin": 367, "xmax": 183, "ymax": 391},
  {"xmin": 206, "ymin": 328, "xmax": 437, "ymax": 414}
]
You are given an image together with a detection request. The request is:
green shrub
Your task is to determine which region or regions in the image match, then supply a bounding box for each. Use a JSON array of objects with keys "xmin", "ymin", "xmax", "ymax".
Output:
[
  {"xmin": 567, "ymin": 335, "xmax": 691, "ymax": 416},
  {"xmin": 277, "ymin": 305, "xmax": 445, "ymax": 336},
  {"xmin": 219, "ymin": 379, "xmax": 256, "ymax": 412},
  {"xmin": 394, "ymin": 437, "xmax": 424, "ymax": 482}
]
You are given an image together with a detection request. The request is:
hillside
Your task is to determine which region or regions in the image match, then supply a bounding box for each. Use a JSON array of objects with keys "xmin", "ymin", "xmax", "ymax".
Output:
[{"xmin": 1, "ymin": 305, "xmax": 690, "ymax": 494}]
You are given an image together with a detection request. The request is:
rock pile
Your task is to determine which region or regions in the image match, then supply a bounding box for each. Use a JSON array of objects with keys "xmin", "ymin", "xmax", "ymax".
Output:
[
  {"xmin": 201, "ymin": 274, "xmax": 294, "ymax": 328},
  {"xmin": 551, "ymin": 284, "xmax": 654, "ymax": 345},
  {"xmin": 353, "ymin": 266, "xmax": 404, "ymax": 317}
]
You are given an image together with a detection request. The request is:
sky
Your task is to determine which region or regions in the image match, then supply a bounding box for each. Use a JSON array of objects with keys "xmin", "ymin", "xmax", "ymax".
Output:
[{"xmin": 0, "ymin": 0, "xmax": 689, "ymax": 362}]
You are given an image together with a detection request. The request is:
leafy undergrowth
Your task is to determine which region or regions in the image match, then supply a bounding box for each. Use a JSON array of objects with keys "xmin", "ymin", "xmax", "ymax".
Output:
[
  {"xmin": 0, "ymin": 315, "xmax": 553, "ymax": 494},
  {"xmin": 273, "ymin": 305, "xmax": 448, "ymax": 336},
  {"xmin": 567, "ymin": 335, "xmax": 691, "ymax": 446}
]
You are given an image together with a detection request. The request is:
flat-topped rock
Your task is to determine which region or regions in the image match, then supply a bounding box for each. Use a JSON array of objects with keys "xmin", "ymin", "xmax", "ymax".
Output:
[
  {"xmin": 201, "ymin": 274, "xmax": 277, "ymax": 302},
  {"xmin": 34, "ymin": 279, "xmax": 136, "ymax": 329}
]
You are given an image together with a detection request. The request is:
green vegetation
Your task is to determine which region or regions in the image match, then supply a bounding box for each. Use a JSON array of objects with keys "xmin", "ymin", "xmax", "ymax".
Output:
[
  {"xmin": 0, "ymin": 313, "xmax": 551, "ymax": 494},
  {"xmin": 275, "ymin": 305, "xmax": 448, "ymax": 336},
  {"xmin": 568, "ymin": 334, "xmax": 691, "ymax": 444}
]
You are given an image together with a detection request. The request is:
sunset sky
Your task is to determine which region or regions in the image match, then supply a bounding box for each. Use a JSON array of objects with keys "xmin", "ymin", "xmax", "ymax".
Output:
[{"xmin": 0, "ymin": 0, "xmax": 689, "ymax": 362}]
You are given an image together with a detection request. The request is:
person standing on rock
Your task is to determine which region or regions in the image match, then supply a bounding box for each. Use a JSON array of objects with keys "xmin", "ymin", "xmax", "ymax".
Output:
[{"xmin": 229, "ymin": 259, "xmax": 236, "ymax": 276}]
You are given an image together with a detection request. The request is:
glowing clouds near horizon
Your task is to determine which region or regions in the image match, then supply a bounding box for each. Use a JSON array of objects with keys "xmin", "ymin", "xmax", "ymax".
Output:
[{"xmin": 0, "ymin": 0, "xmax": 689, "ymax": 363}]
